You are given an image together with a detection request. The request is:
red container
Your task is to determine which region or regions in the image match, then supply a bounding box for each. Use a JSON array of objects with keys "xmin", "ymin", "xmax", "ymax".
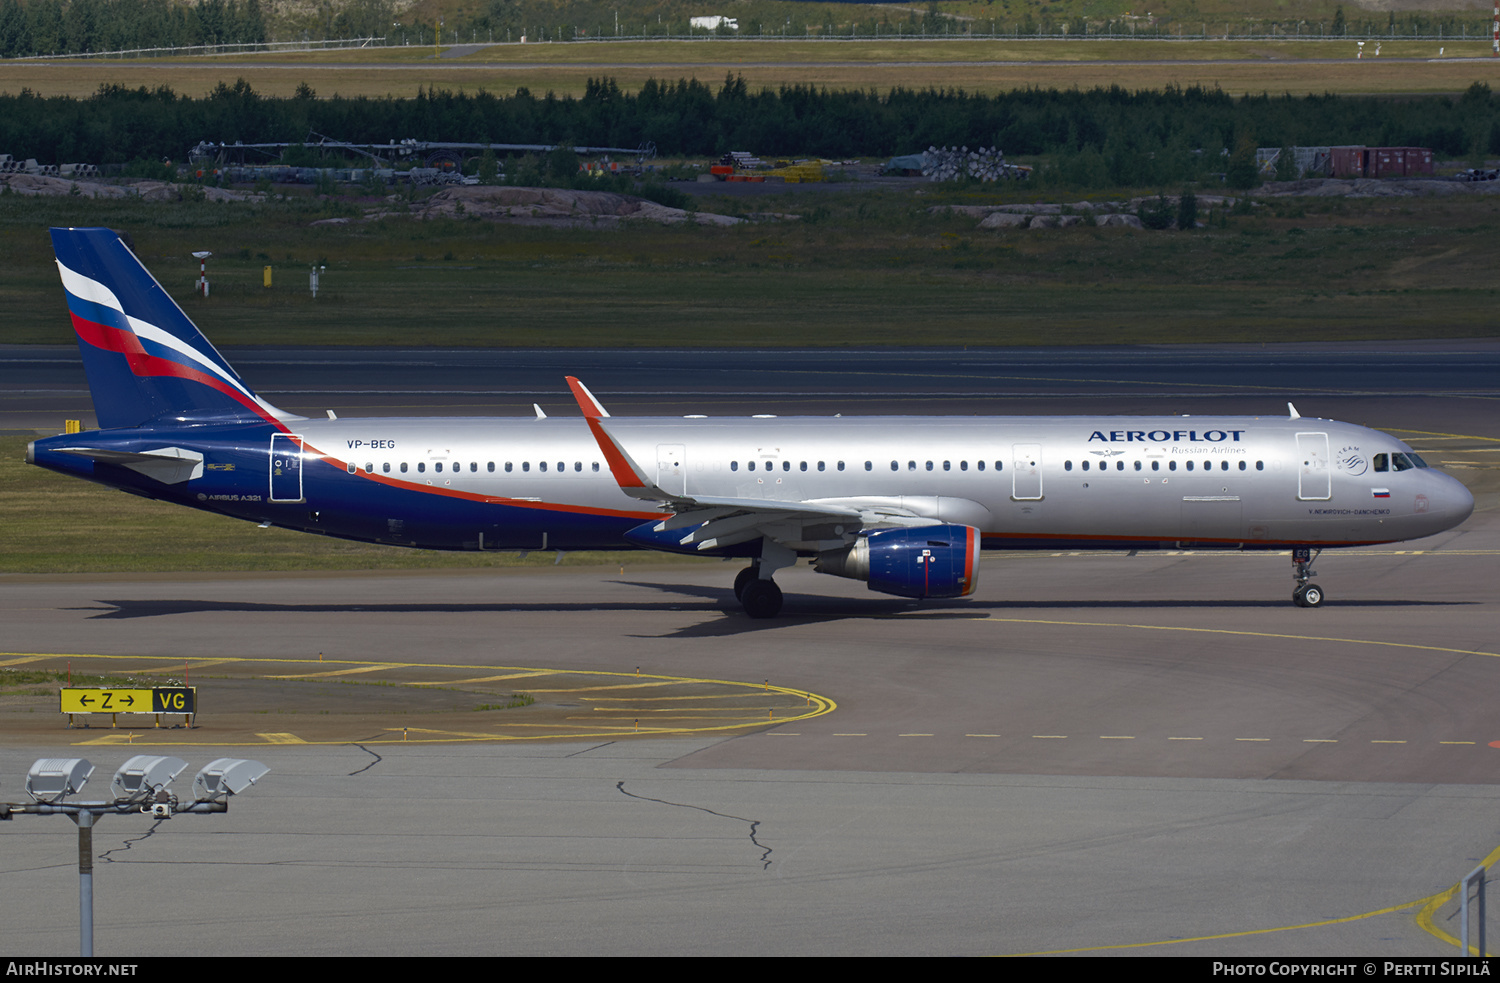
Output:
[{"xmin": 1328, "ymin": 146, "xmax": 1368, "ymax": 178}]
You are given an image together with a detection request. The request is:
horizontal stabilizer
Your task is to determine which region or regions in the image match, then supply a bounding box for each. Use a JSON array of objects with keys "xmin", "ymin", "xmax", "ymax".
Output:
[{"xmin": 55, "ymin": 445, "xmax": 204, "ymax": 484}]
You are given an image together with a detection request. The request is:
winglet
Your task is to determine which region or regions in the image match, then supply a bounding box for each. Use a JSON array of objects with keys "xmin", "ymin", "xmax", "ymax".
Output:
[
  {"xmin": 1287, "ymin": 402, "xmax": 1301, "ymax": 420},
  {"xmin": 582, "ymin": 416, "xmax": 661, "ymax": 498},
  {"xmin": 566, "ymin": 376, "xmax": 611, "ymax": 419}
]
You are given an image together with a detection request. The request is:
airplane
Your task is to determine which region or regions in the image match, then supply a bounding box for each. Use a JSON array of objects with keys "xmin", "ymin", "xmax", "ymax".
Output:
[{"xmin": 28, "ymin": 227, "xmax": 1475, "ymax": 617}]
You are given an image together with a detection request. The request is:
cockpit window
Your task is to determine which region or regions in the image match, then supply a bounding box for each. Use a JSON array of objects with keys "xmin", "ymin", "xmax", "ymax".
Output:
[{"xmin": 1374, "ymin": 451, "xmax": 1426, "ymax": 473}]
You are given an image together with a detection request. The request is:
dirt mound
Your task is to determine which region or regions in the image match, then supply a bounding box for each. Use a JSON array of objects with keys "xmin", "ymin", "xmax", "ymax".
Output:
[
  {"xmin": 412, "ymin": 185, "xmax": 743, "ymax": 226},
  {"xmin": 0, "ymin": 173, "xmax": 263, "ymax": 202}
]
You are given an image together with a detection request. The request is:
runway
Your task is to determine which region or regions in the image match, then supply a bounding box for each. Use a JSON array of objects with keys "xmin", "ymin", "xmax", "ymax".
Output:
[{"xmin": 2, "ymin": 342, "xmax": 1498, "ymax": 956}]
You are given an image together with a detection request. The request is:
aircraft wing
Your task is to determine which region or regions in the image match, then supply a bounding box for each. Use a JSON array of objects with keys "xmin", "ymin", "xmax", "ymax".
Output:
[{"xmin": 567, "ymin": 378, "xmax": 937, "ymax": 554}]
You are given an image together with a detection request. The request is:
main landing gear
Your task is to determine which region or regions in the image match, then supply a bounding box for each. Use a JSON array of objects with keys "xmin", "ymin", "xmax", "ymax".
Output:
[
  {"xmin": 735, "ymin": 564, "xmax": 784, "ymax": 619},
  {"xmin": 734, "ymin": 542, "xmax": 795, "ymax": 619},
  {"xmin": 1291, "ymin": 547, "xmax": 1324, "ymax": 608}
]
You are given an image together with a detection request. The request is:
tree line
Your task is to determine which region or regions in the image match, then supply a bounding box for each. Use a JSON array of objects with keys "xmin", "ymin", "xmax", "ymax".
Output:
[
  {"xmin": 0, "ymin": 0, "xmax": 267, "ymax": 57},
  {"xmin": 2, "ymin": 77, "xmax": 1496, "ymax": 175}
]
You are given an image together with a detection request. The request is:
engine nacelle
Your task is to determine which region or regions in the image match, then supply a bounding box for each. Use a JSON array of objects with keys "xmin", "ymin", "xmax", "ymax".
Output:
[{"xmin": 814, "ymin": 524, "xmax": 980, "ymax": 599}]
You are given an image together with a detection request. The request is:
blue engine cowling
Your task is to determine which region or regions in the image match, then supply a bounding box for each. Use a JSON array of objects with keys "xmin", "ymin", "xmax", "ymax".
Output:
[{"xmin": 813, "ymin": 524, "xmax": 980, "ymax": 599}]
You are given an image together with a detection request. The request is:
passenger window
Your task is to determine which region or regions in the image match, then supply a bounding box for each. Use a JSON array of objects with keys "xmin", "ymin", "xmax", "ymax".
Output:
[
  {"xmin": 960, "ymin": 461, "xmax": 968, "ymax": 471},
  {"xmin": 1186, "ymin": 461, "xmax": 1193, "ymax": 471},
  {"xmin": 977, "ymin": 461, "xmax": 985, "ymax": 471},
  {"xmin": 434, "ymin": 462, "xmax": 443, "ymax": 473},
  {"xmin": 400, "ymin": 462, "xmax": 408, "ymax": 473},
  {"xmin": 417, "ymin": 462, "xmax": 425, "ymax": 473},
  {"xmin": 782, "ymin": 461, "xmax": 790, "ymax": 472},
  {"xmin": 557, "ymin": 462, "xmax": 564, "ymax": 473},
  {"xmin": 1256, "ymin": 461, "xmax": 1264, "ymax": 471},
  {"xmin": 1168, "ymin": 461, "xmax": 1176, "ymax": 471},
  {"xmin": 995, "ymin": 461, "xmax": 1004, "ymax": 471},
  {"xmin": 926, "ymin": 461, "xmax": 933, "ymax": 471},
  {"xmin": 505, "ymin": 462, "xmax": 513, "ymax": 473},
  {"xmin": 1238, "ymin": 461, "xmax": 1246, "ymax": 471},
  {"xmin": 1065, "ymin": 461, "xmax": 1073, "ymax": 472},
  {"xmin": 891, "ymin": 461, "xmax": 898, "ymax": 471},
  {"xmin": 1134, "ymin": 461, "xmax": 1141, "ymax": 471},
  {"xmin": 383, "ymin": 462, "xmax": 391, "ymax": 474},
  {"xmin": 592, "ymin": 462, "xmax": 600, "ymax": 472},
  {"xmin": 908, "ymin": 461, "xmax": 917, "ymax": 471},
  {"xmin": 800, "ymin": 461, "xmax": 807, "ymax": 472},
  {"xmin": 731, "ymin": 461, "xmax": 739, "ymax": 472},
  {"xmin": 540, "ymin": 462, "xmax": 547, "ymax": 472},
  {"xmin": 522, "ymin": 462, "xmax": 529, "ymax": 472},
  {"xmin": 1151, "ymin": 461, "xmax": 1159, "ymax": 471}
]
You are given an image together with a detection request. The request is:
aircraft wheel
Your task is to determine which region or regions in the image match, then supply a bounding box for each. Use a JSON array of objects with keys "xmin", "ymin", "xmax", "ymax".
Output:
[
  {"xmin": 733, "ymin": 565, "xmax": 758, "ymax": 601},
  {"xmin": 1301, "ymin": 583, "xmax": 1325, "ymax": 608},
  {"xmin": 1292, "ymin": 586, "xmax": 1307, "ymax": 607},
  {"xmin": 741, "ymin": 578, "xmax": 783, "ymax": 619}
]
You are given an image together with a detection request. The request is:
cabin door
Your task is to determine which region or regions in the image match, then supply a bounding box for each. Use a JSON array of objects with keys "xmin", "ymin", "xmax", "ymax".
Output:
[
  {"xmin": 1296, "ymin": 432, "xmax": 1331, "ymax": 501},
  {"xmin": 1012, "ymin": 443, "xmax": 1042, "ymax": 500},
  {"xmin": 269, "ymin": 434, "xmax": 304, "ymax": 503},
  {"xmin": 657, "ymin": 444, "xmax": 687, "ymax": 497}
]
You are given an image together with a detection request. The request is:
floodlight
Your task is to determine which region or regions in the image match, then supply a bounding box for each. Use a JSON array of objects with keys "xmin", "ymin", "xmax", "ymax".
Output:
[
  {"xmin": 110, "ymin": 755, "xmax": 187, "ymax": 801},
  {"xmin": 191, "ymin": 758, "xmax": 269, "ymax": 801},
  {"xmin": 26, "ymin": 758, "xmax": 94, "ymax": 803}
]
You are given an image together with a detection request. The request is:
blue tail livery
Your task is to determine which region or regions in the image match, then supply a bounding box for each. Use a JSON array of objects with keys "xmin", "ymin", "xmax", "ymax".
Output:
[
  {"xmin": 29, "ymin": 227, "xmax": 1474, "ymax": 617},
  {"xmin": 51, "ymin": 226, "xmax": 290, "ymax": 428}
]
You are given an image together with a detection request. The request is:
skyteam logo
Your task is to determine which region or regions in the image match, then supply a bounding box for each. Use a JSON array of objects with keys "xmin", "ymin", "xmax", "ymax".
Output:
[
  {"xmin": 1336, "ymin": 445, "xmax": 1368, "ymax": 476},
  {"xmin": 1088, "ymin": 429, "xmax": 1246, "ymax": 443}
]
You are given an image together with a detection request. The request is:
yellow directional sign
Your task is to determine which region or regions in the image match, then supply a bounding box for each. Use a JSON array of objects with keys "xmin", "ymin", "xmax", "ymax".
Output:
[{"xmin": 61, "ymin": 687, "xmax": 195, "ymax": 715}]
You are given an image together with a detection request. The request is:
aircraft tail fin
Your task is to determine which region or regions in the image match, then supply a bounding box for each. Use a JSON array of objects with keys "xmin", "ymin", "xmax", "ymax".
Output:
[{"xmin": 50, "ymin": 227, "xmax": 291, "ymax": 429}]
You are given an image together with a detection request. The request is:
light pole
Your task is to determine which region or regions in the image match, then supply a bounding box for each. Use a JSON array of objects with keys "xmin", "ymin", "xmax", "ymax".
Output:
[{"xmin": 4, "ymin": 755, "xmax": 269, "ymax": 956}]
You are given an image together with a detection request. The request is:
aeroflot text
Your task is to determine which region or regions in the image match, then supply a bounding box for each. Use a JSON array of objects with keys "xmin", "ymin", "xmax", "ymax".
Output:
[
  {"xmin": 1089, "ymin": 430, "xmax": 1247, "ymax": 443},
  {"xmin": 1212, "ymin": 965, "xmax": 1490, "ymax": 977}
]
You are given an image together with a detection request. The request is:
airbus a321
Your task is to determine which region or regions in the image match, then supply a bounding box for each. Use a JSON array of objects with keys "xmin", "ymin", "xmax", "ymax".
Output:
[{"xmin": 28, "ymin": 227, "xmax": 1475, "ymax": 617}]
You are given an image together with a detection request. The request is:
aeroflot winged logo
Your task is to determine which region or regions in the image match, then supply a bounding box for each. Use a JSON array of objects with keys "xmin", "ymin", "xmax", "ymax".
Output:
[{"xmin": 1088, "ymin": 429, "xmax": 1247, "ymax": 443}]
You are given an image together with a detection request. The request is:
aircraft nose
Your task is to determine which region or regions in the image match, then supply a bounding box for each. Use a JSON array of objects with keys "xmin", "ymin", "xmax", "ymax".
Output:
[{"xmin": 1435, "ymin": 472, "xmax": 1475, "ymax": 526}]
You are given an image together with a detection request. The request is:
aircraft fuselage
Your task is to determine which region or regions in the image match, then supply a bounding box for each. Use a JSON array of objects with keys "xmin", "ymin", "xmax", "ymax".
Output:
[{"xmin": 29, "ymin": 413, "xmax": 1472, "ymax": 555}]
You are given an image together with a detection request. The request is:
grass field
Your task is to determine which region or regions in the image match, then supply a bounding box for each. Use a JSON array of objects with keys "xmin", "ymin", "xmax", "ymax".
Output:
[
  {"xmin": 2, "ymin": 38, "xmax": 1499, "ymax": 99},
  {"xmin": 5, "ymin": 189, "xmax": 1499, "ymax": 349}
]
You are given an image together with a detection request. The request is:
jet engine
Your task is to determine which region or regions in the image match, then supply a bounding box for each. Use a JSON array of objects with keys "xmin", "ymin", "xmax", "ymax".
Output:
[{"xmin": 814, "ymin": 524, "xmax": 980, "ymax": 599}]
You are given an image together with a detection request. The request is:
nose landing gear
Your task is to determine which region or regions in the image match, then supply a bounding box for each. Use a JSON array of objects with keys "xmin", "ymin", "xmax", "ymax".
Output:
[{"xmin": 1291, "ymin": 548, "xmax": 1324, "ymax": 608}]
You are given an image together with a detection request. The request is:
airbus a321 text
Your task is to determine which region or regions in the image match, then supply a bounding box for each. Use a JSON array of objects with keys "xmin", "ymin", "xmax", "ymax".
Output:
[{"xmin": 28, "ymin": 227, "xmax": 1475, "ymax": 617}]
